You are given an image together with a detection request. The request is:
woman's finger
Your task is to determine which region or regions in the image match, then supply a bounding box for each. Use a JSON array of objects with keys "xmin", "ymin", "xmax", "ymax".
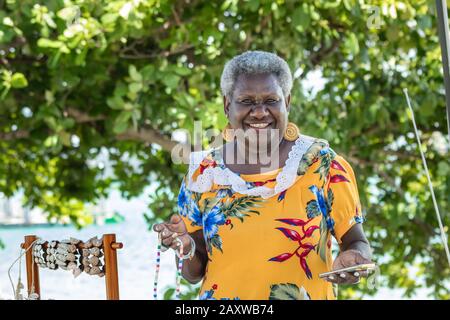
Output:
[
  {"xmin": 339, "ymin": 272, "xmax": 360, "ymax": 285},
  {"xmin": 162, "ymin": 232, "xmax": 178, "ymax": 247},
  {"xmin": 324, "ymin": 274, "xmax": 342, "ymax": 284},
  {"xmin": 153, "ymin": 223, "xmax": 165, "ymax": 232},
  {"xmin": 165, "ymin": 223, "xmax": 187, "ymax": 236}
]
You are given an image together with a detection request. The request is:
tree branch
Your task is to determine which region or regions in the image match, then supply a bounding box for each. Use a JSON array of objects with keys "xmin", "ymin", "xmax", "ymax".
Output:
[
  {"xmin": 66, "ymin": 108, "xmax": 106, "ymax": 123},
  {"xmin": 66, "ymin": 108, "xmax": 191, "ymax": 161},
  {"xmin": 119, "ymin": 44, "xmax": 194, "ymax": 60},
  {"xmin": 0, "ymin": 130, "xmax": 29, "ymax": 140},
  {"xmin": 116, "ymin": 128, "xmax": 177, "ymax": 151}
]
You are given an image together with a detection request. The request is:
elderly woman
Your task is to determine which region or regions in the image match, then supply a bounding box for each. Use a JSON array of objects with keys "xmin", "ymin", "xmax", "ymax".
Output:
[{"xmin": 153, "ymin": 51, "xmax": 372, "ymax": 300}]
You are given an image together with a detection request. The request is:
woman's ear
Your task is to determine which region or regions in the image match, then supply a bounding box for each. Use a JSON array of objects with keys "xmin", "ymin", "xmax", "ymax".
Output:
[
  {"xmin": 285, "ymin": 94, "xmax": 291, "ymax": 112},
  {"xmin": 223, "ymin": 95, "xmax": 230, "ymax": 116}
]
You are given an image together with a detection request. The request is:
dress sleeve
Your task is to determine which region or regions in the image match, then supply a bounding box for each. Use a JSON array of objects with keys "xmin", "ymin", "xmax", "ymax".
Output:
[
  {"xmin": 177, "ymin": 175, "xmax": 203, "ymax": 234},
  {"xmin": 328, "ymin": 155, "xmax": 365, "ymax": 244}
]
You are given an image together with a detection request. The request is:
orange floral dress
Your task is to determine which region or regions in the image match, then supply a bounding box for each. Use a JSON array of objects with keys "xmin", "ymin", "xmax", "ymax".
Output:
[{"xmin": 177, "ymin": 134, "xmax": 364, "ymax": 300}]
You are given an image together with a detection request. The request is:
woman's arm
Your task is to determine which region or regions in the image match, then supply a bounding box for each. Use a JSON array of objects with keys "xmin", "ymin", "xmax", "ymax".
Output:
[
  {"xmin": 326, "ymin": 224, "xmax": 373, "ymax": 285},
  {"xmin": 339, "ymin": 223, "xmax": 372, "ymax": 259},
  {"xmin": 176, "ymin": 230, "xmax": 208, "ymax": 284}
]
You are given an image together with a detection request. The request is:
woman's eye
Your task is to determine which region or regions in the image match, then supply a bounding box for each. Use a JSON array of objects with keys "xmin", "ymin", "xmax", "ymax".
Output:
[
  {"xmin": 266, "ymin": 99, "xmax": 279, "ymax": 104},
  {"xmin": 240, "ymin": 100, "xmax": 253, "ymax": 105}
]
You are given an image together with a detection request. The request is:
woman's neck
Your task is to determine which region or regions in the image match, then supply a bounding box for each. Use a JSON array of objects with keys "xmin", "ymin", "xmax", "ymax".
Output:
[{"xmin": 221, "ymin": 138, "xmax": 294, "ymax": 175}]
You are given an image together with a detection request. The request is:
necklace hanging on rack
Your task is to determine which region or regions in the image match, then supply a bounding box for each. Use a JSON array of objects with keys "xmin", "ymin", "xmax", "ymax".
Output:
[{"xmin": 6, "ymin": 239, "xmax": 40, "ymax": 300}]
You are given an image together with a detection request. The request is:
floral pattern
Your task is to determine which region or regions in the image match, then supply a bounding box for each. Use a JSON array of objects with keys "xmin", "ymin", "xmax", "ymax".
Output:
[
  {"xmin": 177, "ymin": 137, "xmax": 365, "ymax": 299},
  {"xmin": 200, "ymin": 194, "xmax": 264, "ymax": 254},
  {"xmin": 179, "ymin": 173, "xmax": 265, "ymax": 255},
  {"xmin": 177, "ymin": 179, "xmax": 202, "ymax": 227}
]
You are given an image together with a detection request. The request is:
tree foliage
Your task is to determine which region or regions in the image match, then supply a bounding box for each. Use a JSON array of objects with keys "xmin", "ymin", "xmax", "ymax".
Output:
[{"xmin": 0, "ymin": 0, "xmax": 449, "ymax": 298}]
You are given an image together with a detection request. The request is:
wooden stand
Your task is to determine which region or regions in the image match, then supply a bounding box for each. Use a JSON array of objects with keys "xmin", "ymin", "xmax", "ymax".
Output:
[
  {"xmin": 21, "ymin": 233, "xmax": 123, "ymax": 300},
  {"xmin": 21, "ymin": 235, "xmax": 41, "ymax": 299},
  {"xmin": 103, "ymin": 234, "xmax": 123, "ymax": 300}
]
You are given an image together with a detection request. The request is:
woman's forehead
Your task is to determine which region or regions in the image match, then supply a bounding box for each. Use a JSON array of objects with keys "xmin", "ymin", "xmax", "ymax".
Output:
[{"xmin": 234, "ymin": 73, "xmax": 282, "ymax": 96}]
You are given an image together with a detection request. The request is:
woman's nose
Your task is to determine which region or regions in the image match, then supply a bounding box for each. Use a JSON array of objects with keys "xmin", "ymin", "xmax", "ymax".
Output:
[{"xmin": 250, "ymin": 104, "xmax": 269, "ymax": 118}]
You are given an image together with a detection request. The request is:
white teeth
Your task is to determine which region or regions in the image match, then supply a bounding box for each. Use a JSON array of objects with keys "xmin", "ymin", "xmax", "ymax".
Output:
[{"xmin": 248, "ymin": 123, "xmax": 270, "ymax": 128}]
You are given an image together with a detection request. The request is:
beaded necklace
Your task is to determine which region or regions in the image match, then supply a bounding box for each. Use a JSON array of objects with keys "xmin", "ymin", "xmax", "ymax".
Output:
[{"xmin": 153, "ymin": 232, "xmax": 184, "ymax": 300}]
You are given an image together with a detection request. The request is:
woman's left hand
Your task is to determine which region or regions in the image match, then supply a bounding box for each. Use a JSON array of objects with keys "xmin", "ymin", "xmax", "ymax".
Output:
[{"xmin": 326, "ymin": 249, "xmax": 373, "ymax": 285}]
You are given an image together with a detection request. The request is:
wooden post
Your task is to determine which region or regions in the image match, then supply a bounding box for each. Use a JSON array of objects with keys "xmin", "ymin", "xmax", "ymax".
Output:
[
  {"xmin": 102, "ymin": 234, "xmax": 123, "ymax": 300},
  {"xmin": 21, "ymin": 235, "xmax": 41, "ymax": 299}
]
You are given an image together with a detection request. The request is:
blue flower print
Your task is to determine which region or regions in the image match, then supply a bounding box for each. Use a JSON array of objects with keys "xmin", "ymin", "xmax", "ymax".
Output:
[{"xmin": 202, "ymin": 205, "xmax": 226, "ymax": 242}]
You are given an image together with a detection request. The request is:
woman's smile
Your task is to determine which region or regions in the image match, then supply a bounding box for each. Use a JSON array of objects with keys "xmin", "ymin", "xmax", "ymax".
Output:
[{"xmin": 244, "ymin": 121, "xmax": 275, "ymax": 130}]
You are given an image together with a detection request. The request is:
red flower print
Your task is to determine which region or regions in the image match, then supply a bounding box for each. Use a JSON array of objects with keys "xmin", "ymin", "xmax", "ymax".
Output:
[
  {"xmin": 212, "ymin": 284, "xmax": 218, "ymax": 290},
  {"xmin": 270, "ymin": 218, "xmax": 319, "ymax": 279},
  {"xmin": 303, "ymin": 225, "xmax": 320, "ymax": 238},
  {"xmin": 330, "ymin": 174, "xmax": 350, "ymax": 183},
  {"xmin": 299, "ymin": 242, "xmax": 315, "ymax": 250},
  {"xmin": 269, "ymin": 252, "xmax": 294, "ymax": 262},
  {"xmin": 299, "ymin": 257, "xmax": 312, "ymax": 279},
  {"xmin": 277, "ymin": 190, "xmax": 287, "ymax": 202},
  {"xmin": 331, "ymin": 160, "xmax": 347, "ymax": 173},
  {"xmin": 275, "ymin": 218, "xmax": 312, "ymax": 227},
  {"xmin": 254, "ymin": 178, "xmax": 276, "ymax": 187},
  {"xmin": 225, "ymin": 219, "xmax": 231, "ymax": 225},
  {"xmin": 199, "ymin": 159, "xmax": 217, "ymax": 174},
  {"xmin": 276, "ymin": 227, "xmax": 302, "ymax": 241}
]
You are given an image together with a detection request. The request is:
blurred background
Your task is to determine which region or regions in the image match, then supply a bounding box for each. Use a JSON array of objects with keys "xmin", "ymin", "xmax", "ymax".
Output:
[{"xmin": 0, "ymin": 0, "xmax": 449, "ymax": 299}]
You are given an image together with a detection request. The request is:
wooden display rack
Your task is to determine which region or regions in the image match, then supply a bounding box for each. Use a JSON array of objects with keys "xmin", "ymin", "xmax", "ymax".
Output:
[{"xmin": 20, "ymin": 234, "xmax": 123, "ymax": 300}]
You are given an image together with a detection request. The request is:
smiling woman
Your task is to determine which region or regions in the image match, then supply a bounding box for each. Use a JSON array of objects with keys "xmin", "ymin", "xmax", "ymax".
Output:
[{"xmin": 153, "ymin": 51, "xmax": 373, "ymax": 300}]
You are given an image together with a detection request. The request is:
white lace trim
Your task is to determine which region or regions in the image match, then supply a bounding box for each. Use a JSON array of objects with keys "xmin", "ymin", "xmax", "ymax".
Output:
[{"xmin": 186, "ymin": 134, "xmax": 324, "ymax": 199}]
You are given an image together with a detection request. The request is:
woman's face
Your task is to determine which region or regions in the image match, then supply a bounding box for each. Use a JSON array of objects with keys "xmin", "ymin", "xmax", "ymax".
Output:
[{"xmin": 223, "ymin": 73, "xmax": 291, "ymax": 144}]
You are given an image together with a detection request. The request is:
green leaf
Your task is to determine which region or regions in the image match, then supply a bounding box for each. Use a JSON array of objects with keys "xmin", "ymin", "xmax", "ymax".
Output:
[
  {"xmin": 163, "ymin": 287, "xmax": 175, "ymax": 300},
  {"xmin": 129, "ymin": 82, "xmax": 142, "ymax": 93},
  {"xmin": 113, "ymin": 111, "xmax": 132, "ymax": 134},
  {"xmin": 292, "ymin": 4, "xmax": 311, "ymax": 31},
  {"xmin": 37, "ymin": 38, "xmax": 63, "ymax": 49},
  {"xmin": 129, "ymin": 65, "xmax": 142, "ymax": 82},
  {"xmin": 59, "ymin": 131, "xmax": 71, "ymax": 147},
  {"xmin": 162, "ymin": 74, "xmax": 180, "ymax": 89},
  {"xmin": 344, "ymin": 33, "xmax": 359, "ymax": 55},
  {"xmin": 101, "ymin": 13, "xmax": 119, "ymax": 25},
  {"xmin": 10, "ymin": 73, "xmax": 28, "ymax": 88},
  {"xmin": 141, "ymin": 65, "xmax": 156, "ymax": 82},
  {"xmin": 210, "ymin": 234, "xmax": 223, "ymax": 252},
  {"xmin": 317, "ymin": 219, "xmax": 328, "ymax": 262},
  {"xmin": 269, "ymin": 283, "xmax": 310, "ymax": 300},
  {"xmin": 174, "ymin": 66, "xmax": 191, "ymax": 76},
  {"xmin": 306, "ymin": 200, "xmax": 321, "ymax": 219},
  {"xmin": 327, "ymin": 189, "xmax": 334, "ymax": 210},
  {"xmin": 438, "ymin": 161, "xmax": 450, "ymax": 176},
  {"xmin": 44, "ymin": 135, "xmax": 59, "ymax": 148},
  {"xmin": 107, "ymin": 96, "xmax": 125, "ymax": 110}
]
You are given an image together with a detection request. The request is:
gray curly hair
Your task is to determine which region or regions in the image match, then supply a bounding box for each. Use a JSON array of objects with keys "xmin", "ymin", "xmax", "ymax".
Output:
[{"xmin": 220, "ymin": 50, "xmax": 293, "ymax": 99}]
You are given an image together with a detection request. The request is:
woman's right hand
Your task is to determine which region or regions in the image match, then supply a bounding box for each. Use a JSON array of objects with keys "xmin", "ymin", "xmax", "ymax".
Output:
[{"xmin": 153, "ymin": 214, "xmax": 192, "ymax": 255}]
